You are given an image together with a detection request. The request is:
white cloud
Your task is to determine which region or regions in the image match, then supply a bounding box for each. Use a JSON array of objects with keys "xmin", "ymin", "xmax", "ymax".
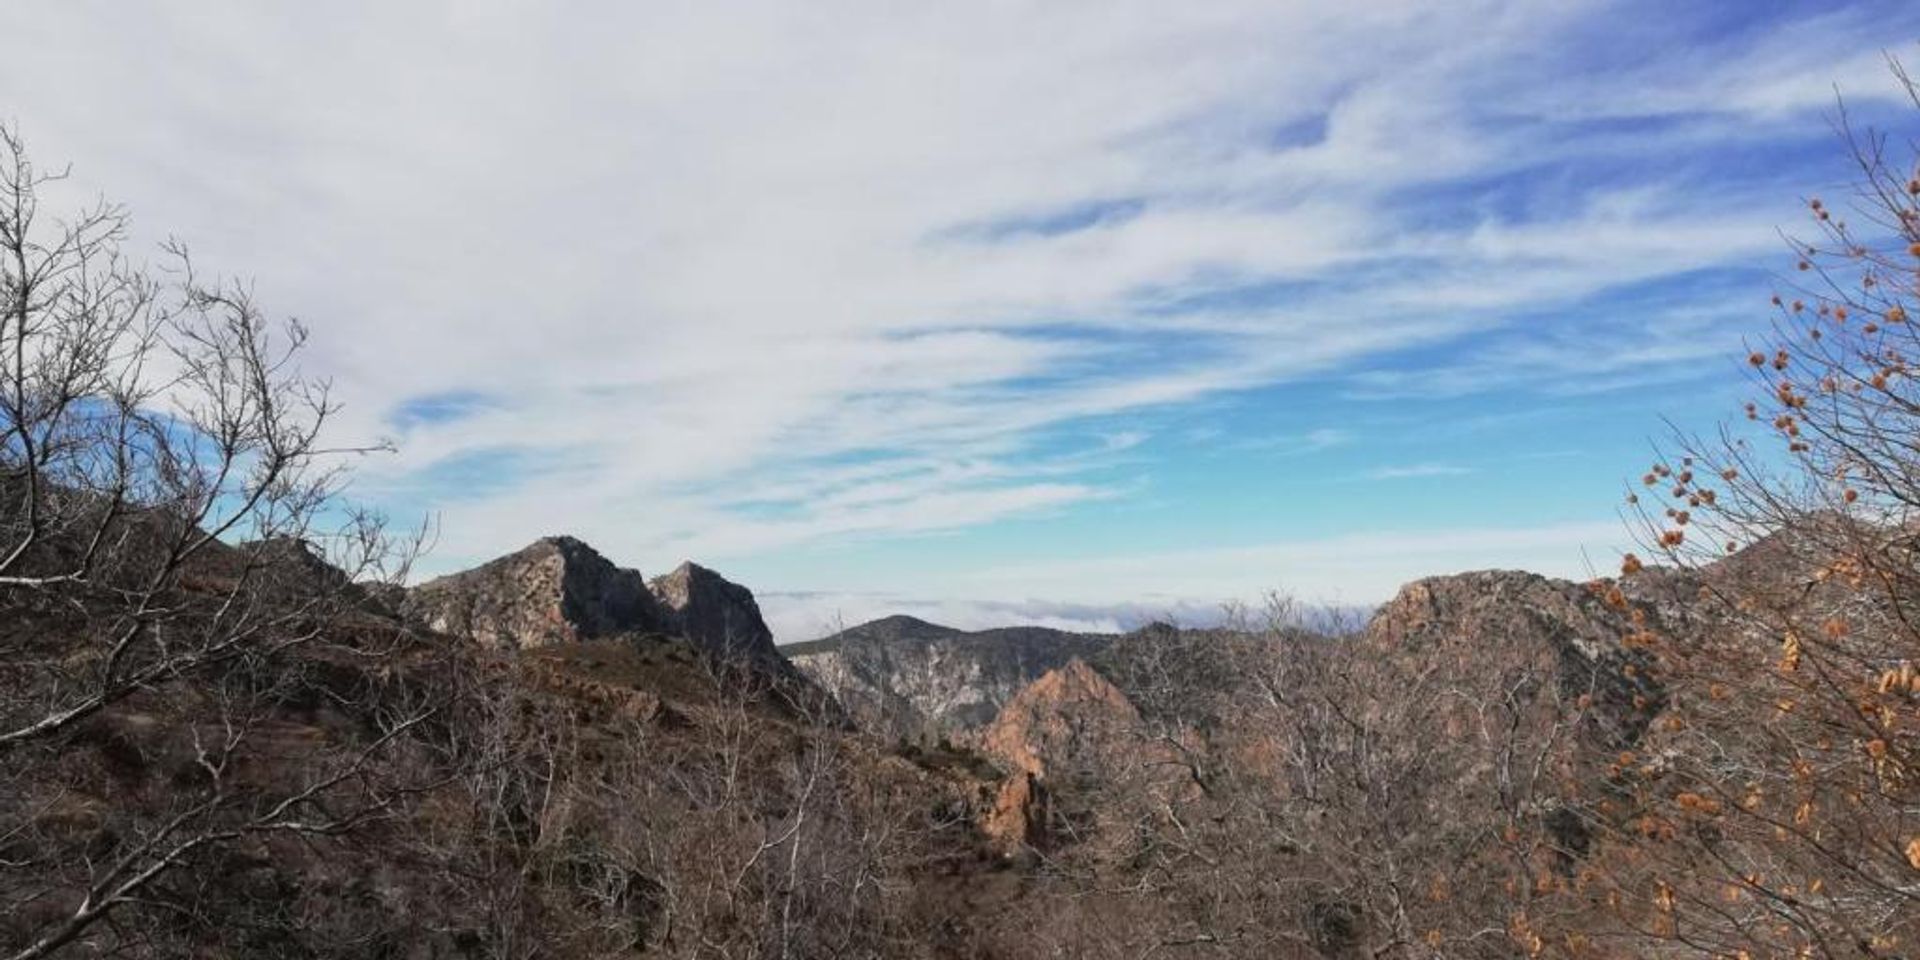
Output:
[
  {"xmin": 961, "ymin": 520, "xmax": 1631, "ymax": 609},
  {"xmin": 759, "ymin": 518, "xmax": 1631, "ymax": 641},
  {"xmin": 0, "ymin": 1, "xmax": 1886, "ymax": 593}
]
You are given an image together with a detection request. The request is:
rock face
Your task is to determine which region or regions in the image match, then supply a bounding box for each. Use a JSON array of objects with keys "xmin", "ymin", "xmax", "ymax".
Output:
[
  {"xmin": 403, "ymin": 536, "xmax": 667, "ymax": 650},
  {"xmin": 403, "ymin": 543, "xmax": 788, "ymax": 665},
  {"xmin": 402, "ymin": 541, "xmax": 837, "ymax": 718},
  {"xmin": 1363, "ymin": 568, "xmax": 1673, "ymax": 748},
  {"xmin": 980, "ymin": 658, "xmax": 1139, "ymax": 778},
  {"xmin": 648, "ymin": 561, "xmax": 779, "ymax": 662},
  {"xmin": 784, "ymin": 616, "xmax": 1117, "ymax": 735},
  {"xmin": 979, "ymin": 771, "xmax": 1050, "ymax": 856},
  {"xmin": 1370, "ymin": 568, "xmax": 1677, "ymax": 662},
  {"xmin": 975, "ymin": 658, "xmax": 1150, "ymax": 854}
]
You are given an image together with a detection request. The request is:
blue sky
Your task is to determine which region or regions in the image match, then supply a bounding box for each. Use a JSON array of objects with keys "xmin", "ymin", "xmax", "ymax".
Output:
[{"xmin": 4, "ymin": 1, "xmax": 1917, "ymax": 639}]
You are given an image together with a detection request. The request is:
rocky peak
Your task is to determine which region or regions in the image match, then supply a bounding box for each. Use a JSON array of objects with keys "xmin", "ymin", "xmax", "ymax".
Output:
[
  {"xmin": 1371, "ymin": 569, "xmax": 1606, "ymax": 653},
  {"xmin": 403, "ymin": 536, "xmax": 665, "ymax": 650},
  {"xmin": 1365, "ymin": 568, "xmax": 1669, "ymax": 749},
  {"xmin": 648, "ymin": 561, "xmax": 778, "ymax": 661}
]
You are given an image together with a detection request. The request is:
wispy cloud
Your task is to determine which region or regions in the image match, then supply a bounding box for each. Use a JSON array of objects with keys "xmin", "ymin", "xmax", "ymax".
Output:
[
  {"xmin": 1, "ymin": 0, "xmax": 1908, "ymax": 600},
  {"xmin": 1232, "ymin": 427, "xmax": 1354, "ymax": 455},
  {"xmin": 1363, "ymin": 463, "xmax": 1477, "ymax": 480}
]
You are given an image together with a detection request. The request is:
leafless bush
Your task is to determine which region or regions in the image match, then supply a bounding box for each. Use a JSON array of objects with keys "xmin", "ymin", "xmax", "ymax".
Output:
[{"xmin": 411, "ymin": 640, "xmax": 975, "ymax": 960}]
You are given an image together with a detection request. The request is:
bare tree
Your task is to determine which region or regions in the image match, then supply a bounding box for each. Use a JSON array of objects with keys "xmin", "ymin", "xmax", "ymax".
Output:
[
  {"xmin": 0, "ymin": 123, "xmax": 438, "ymax": 958},
  {"xmin": 1591, "ymin": 58, "xmax": 1920, "ymax": 960}
]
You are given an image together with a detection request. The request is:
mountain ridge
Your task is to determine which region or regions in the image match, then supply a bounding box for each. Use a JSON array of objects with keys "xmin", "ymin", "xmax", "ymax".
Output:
[{"xmin": 784, "ymin": 614, "xmax": 1123, "ymax": 735}]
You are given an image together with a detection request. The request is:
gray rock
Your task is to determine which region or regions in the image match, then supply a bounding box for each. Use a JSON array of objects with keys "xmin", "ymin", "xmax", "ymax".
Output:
[
  {"xmin": 648, "ymin": 561, "xmax": 778, "ymax": 662},
  {"xmin": 403, "ymin": 536, "xmax": 666, "ymax": 650}
]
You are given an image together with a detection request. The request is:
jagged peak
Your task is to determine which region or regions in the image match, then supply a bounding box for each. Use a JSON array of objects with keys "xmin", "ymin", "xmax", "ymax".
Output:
[
  {"xmin": 533, "ymin": 532, "xmax": 603, "ymax": 554},
  {"xmin": 1021, "ymin": 658, "xmax": 1130, "ymax": 706},
  {"xmin": 646, "ymin": 560, "xmax": 778, "ymax": 660},
  {"xmin": 413, "ymin": 534, "xmax": 627, "ymax": 585},
  {"xmin": 403, "ymin": 535, "xmax": 662, "ymax": 650},
  {"xmin": 660, "ymin": 557, "xmax": 724, "ymax": 577},
  {"xmin": 1370, "ymin": 569, "xmax": 1600, "ymax": 640},
  {"xmin": 651, "ymin": 561, "xmax": 734, "ymax": 603},
  {"xmin": 518, "ymin": 534, "xmax": 634, "ymax": 570},
  {"xmin": 649, "ymin": 560, "xmax": 743, "ymax": 599}
]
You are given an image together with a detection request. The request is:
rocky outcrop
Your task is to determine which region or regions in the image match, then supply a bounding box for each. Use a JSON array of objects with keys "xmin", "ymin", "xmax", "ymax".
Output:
[
  {"xmin": 403, "ymin": 536, "xmax": 667, "ymax": 650},
  {"xmin": 785, "ymin": 616, "xmax": 1117, "ymax": 735},
  {"xmin": 404, "ymin": 543, "xmax": 784, "ymax": 661},
  {"xmin": 979, "ymin": 771, "xmax": 1050, "ymax": 856},
  {"xmin": 974, "ymin": 658, "xmax": 1154, "ymax": 854},
  {"xmin": 1364, "ymin": 568, "xmax": 1674, "ymax": 748},
  {"xmin": 402, "ymin": 541, "xmax": 841, "ymax": 720},
  {"xmin": 648, "ymin": 561, "xmax": 779, "ymax": 661},
  {"xmin": 980, "ymin": 658, "xmax": 1140, "ymax": 779}
]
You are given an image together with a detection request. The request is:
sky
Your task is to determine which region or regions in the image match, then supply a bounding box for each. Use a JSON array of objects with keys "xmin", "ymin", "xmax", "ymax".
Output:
[{"xmin": 4, "ymin": 1, "xmax": 1917, "ymax": 641}]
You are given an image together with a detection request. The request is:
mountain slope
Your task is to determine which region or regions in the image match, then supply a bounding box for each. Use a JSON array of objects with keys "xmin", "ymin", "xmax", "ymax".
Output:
[{"xmin": 786, "ymin": 616, "xmax": 1118, "ymax": 734}]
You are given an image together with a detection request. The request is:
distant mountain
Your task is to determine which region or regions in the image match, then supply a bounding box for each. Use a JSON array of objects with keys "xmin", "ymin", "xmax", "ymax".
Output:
[
  {"xmin": 781, "ymin": 614, "xmax": 965, "ymax": 653},
  {"xmin": 785, "ymin": 615, "xmax": 1120, "ymax": 734}
]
